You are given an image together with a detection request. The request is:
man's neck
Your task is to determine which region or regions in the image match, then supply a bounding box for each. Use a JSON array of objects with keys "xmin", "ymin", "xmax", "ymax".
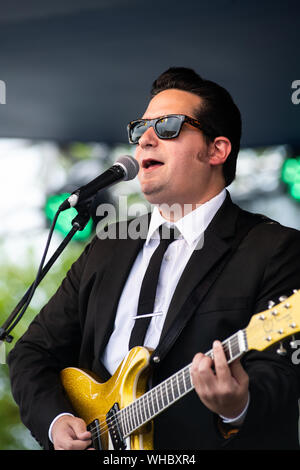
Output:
[{"xmin": 158, "ymin": 187, "xmax": 226, "ymax": 222}]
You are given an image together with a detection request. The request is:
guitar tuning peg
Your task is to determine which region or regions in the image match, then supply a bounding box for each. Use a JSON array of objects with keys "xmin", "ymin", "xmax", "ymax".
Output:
[
  {"xmin": 268, "ymin": 300, "xmax": 275, "ymax": 309},
  {"xmin": 279, "ymin": 295, "xmax": 287, "ymax": 302},
  {"xmin": 293, "ymin": 289, "xmax": 298, "ymax": 294},
  {"xmin": 276, "ymin": 342, "xmax": 287, "ymax": 356}
]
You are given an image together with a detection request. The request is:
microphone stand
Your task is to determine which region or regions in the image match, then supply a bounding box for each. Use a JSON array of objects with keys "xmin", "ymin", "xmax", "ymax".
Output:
[{"xmin": 0, "ymin": 203, "xmax": 91, "ymax": 345}]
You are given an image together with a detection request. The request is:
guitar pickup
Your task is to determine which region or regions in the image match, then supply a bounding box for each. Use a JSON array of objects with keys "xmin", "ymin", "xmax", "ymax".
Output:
[
  {"xmin": 106, "ymin": 403, "xmax": 127, "ymax": 450},
  {"xmin": 87, "ymin": 419, "xmax": 102, "ymax": 450}
]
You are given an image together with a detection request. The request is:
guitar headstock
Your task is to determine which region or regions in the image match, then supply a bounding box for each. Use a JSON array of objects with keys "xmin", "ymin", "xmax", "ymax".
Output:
[{"xmin": 246, "ymin": 290, "xmax": 300, "ymax": 352}]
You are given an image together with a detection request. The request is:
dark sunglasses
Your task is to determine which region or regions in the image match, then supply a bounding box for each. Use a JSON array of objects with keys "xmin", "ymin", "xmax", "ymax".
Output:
[{"xmin": 127, "ymin": 114, "xmax": 211, "ymax": 144}]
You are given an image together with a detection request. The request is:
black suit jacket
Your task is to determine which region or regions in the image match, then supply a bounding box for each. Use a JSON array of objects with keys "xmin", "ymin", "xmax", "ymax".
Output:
[{"xmin": 8, "ymin": 193, "xmax": 300, "ymax": 449}]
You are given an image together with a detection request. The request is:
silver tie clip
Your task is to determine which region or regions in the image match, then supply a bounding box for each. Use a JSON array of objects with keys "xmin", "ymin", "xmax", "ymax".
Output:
[{"xmin": 132, "ymin": 311, "xmax": 163, "ymax": 320}]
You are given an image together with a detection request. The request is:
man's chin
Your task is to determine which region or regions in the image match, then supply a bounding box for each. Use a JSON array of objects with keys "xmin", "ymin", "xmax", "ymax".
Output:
[{"xmin": 142, "ymin": 188, "xmax": 166, "ymax": 205}]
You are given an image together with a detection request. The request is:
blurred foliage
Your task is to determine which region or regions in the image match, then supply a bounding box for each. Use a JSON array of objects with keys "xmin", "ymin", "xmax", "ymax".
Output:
[{"xmin": 0, "ymin": 239, "xmax": 88, "ymax": 450}]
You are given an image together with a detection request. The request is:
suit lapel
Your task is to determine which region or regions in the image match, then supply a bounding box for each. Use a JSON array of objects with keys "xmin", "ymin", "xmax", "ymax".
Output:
[
  {"xmin": 159, "ymin": 193, "xmax": 240, "ymax": 345},
  {"xmin": 93, "ymin": 195, "xmax": 241, "ymax": 370}
]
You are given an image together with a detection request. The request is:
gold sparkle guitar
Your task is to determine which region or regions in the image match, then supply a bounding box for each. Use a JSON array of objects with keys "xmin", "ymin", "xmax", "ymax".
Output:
[{"xmin": 61, "ymin": 290, "xmax": 300, "ymax": 450}]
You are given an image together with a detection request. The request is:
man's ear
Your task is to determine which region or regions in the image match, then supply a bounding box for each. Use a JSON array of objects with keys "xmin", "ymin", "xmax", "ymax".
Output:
[{"xmin": 209, "ymin": 137, "xmax": 231, "ymax": 166}]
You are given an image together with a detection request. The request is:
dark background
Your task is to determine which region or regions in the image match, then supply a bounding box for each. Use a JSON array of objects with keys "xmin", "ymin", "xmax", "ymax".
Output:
[{"xmin": 0, "ymin": 0, "xmax": 299, "ymax": 148}]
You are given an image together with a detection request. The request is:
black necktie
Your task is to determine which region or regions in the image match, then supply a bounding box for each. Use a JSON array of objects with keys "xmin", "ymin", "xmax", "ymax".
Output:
[{"xmin": 129, "ymin": 225, "xmax": 179, "ymax": 349}]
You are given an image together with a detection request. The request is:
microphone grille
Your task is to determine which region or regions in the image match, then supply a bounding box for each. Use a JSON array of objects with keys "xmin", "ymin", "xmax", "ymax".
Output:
[{"xmin": 115, "ymin": 155, "xmax": 139, "ymax": 181}]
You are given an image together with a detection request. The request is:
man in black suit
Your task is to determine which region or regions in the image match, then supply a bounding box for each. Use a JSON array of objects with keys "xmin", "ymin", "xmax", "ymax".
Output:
[{"xmin": 8, "ymin": 67, "xmax": 300, "ymax": 450}]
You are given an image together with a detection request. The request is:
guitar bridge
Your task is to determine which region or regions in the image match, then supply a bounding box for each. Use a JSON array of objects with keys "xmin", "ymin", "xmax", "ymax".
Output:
[{"xmin": 106, "ymin": 403, "xmax": 127, "ymax": 450}]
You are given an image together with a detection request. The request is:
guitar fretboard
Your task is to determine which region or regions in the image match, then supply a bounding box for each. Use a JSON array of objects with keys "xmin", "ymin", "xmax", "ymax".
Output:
[{"xmin": 116, "ymin": 329, "xmax": 248, "ymax": 437}]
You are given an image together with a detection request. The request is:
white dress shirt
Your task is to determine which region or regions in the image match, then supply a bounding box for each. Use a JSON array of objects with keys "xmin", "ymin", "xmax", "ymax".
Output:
[
  {"xmin": 101, "ymin": 189, "xmax": 227, "ymax": 374},
  {"xmin": 49, "ymin": 188, "xmax": 249, "ymax": 441}
]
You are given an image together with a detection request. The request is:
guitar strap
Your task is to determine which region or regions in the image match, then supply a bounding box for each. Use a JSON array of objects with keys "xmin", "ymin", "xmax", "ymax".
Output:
[{"xmin": 150, "ymin": 210, "xmax": 275, "ymax": 366}]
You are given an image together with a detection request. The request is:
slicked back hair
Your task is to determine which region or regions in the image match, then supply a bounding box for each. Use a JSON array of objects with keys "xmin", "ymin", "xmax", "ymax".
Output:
[{"xmin": 150, "ymin": 67, "xmax": 242, "ymax": 186}]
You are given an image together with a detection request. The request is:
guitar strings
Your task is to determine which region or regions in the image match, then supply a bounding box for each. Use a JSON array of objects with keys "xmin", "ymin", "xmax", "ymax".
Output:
[
  {"xmin": 87, "ymin": 365, "xmax": 193, "ymax": 441},
  {"xmin": 87, "ymin": 362, "xmax": 193, "ymax": 438},
  {"xmin": 87, "ymin": 334, "xmax": 242, "ymax": 439},
  {"xmin": 86, "ymin": 333, "xmax": 243, "ymax": 442},
  {"xmin": 87, "ymin": 334, "xmax": 242, "ymax": 441}
]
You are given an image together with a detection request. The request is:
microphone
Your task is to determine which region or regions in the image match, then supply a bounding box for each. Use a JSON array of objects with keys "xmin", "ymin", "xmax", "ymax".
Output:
[{"xmin": 59, "ymin": 155, "xmax": 139, "ymax": 211}]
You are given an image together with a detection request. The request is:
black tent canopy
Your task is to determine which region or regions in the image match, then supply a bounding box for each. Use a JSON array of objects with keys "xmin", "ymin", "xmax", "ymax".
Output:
[{"xmin": 0, "ymin": 0, "xmax": 299, "ymax": 149}]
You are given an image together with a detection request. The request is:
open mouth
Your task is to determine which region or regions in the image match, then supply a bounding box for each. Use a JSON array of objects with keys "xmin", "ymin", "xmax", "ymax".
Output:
[{"xmin": 142, "ymin": 158, "xmax": 164, "ymax": 169}]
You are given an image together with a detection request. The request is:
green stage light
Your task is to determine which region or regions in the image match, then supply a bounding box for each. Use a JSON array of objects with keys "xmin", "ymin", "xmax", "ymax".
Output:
[
  {"xmin": 290, "ymin": 182, "xmax": 300, "ymax": 201},
  {"xmin": 281, "ymin": 157, "xmax": 300, "ymax": 201},
  {"xmin": 44, "ymin": 193, "xmax": 93, "ymax": 241}
]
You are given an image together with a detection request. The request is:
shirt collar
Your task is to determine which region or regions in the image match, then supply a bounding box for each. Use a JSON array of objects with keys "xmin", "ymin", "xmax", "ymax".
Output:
[{"xmin": 145, "ymin": 189, "xmax": 227, "ymax": 247}]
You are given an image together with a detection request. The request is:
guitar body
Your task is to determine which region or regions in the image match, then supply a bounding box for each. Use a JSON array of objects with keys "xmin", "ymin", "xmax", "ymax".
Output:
[
  {"xmin": 60, "ymin": 290, "xmax": 300, "ymax": 451},
  {"xmin": 60, "ymin": 346, "xmax": 153, "ymax": 450}
]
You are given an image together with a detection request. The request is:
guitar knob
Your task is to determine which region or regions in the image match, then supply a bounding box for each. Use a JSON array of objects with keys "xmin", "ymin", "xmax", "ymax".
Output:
[
  {"xmin": 290, "ymin": 335, "xmax": 298, "ymax": 349},
  {"xmin": 276, "ymin": 342, "xmax": 287, "ymax": 356}
]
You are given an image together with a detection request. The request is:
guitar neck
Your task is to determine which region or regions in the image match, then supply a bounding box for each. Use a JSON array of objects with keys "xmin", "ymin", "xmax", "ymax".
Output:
[{"xmin": 118, "ymin": 329, "xmax": 248, "ymax": 437}]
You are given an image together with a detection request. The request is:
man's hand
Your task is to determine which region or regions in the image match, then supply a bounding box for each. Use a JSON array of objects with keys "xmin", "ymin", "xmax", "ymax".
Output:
[
  {"xmin": 52, "ymin": 415, "xmax": 93, "ymax": 450},
  {"xmin": 190, "ymin": 340, "xmax": 249, "ymax": 419}
]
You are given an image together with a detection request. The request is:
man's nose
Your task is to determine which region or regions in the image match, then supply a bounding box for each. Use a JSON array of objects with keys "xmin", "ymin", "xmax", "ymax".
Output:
[{"xmin": 138, "ymin": 126, "xmax": 159, "ymax": 148}]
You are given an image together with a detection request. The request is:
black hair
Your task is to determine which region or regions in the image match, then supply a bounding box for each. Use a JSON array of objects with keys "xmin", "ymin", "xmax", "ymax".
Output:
[{"xmin": 150, "ymin": 67, "xmax": 242, "ymax": 186}]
